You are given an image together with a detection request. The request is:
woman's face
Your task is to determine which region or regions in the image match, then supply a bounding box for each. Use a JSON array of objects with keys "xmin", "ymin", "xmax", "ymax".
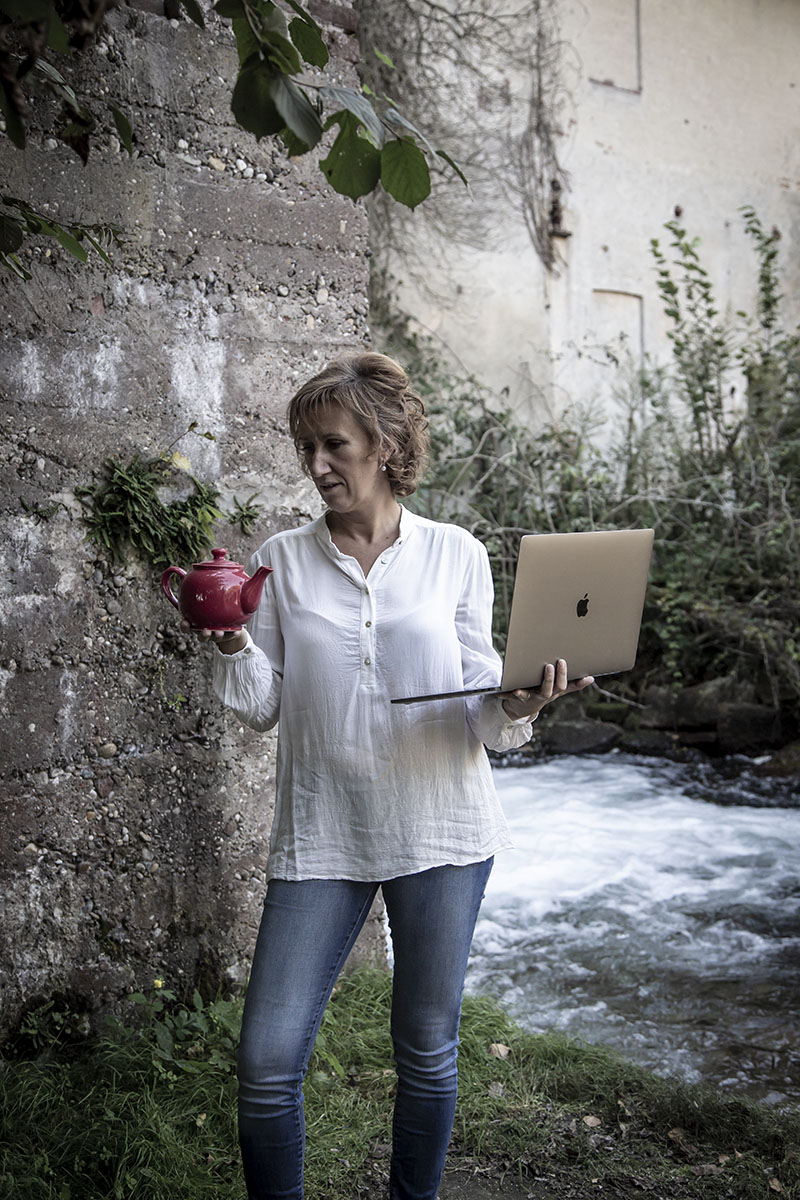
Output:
[{"xmin": 295, "ymin": 405, "xmax": 391, "ymax": 514}]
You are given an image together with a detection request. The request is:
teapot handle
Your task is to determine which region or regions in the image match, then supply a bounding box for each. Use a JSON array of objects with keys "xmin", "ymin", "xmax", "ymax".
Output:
[{"xmin": 161, "ymin": 566, "xmax": 186, "ymax": 610}]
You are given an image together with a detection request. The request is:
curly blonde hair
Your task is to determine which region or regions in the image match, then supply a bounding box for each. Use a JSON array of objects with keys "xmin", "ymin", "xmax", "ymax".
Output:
[{"xmin": 287, "ymin": 352, "xmax": 430, "ymax": 497}]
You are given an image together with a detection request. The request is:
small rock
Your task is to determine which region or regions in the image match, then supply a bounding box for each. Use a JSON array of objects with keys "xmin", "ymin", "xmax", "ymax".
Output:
[
  {"xmin": 208, "ymin": 156, "xmax": 226, "ymax": 171},
  {"xmin": 277, "ymin": 284, "xmax": 289, "ymax": 296},
  {"xmin": 316, "ymin": 287, "xmax": 329, "ymax": 304},
  {"xmin": 98, "ymin": 743, "xmax": 117, "ymax": 758}
]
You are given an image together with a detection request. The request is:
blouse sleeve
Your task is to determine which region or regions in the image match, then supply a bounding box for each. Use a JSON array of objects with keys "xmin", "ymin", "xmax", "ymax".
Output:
[
  {"xmin": 457, "ymin": 539, "xmax": 535, "ymax": 753},
  {"xmin": 210, "ymin": 545, "xmax": 283, "ymax": 732}
]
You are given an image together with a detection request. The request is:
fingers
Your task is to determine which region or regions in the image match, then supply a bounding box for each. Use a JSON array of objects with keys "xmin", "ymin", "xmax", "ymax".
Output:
[
  {"xmin": 536, "ymin": 662, "xmax": 556, "ymax": 699},
  {"xmin": 542, "ymin": 661, "xmax": 595, "ymax": 695},
  {"xmin": 504, "ymin": 662, "xmax": 595, "ymax": 721},
  {"xmin": 179, "ymin": 621, "xmax": 243, "ymax": 648}
]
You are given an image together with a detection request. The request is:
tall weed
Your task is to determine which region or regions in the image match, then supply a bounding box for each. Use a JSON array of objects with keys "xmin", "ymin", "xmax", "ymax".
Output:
[{"xmin": 374, "ymin": 211, "xmax": 800, "ymax": 725}]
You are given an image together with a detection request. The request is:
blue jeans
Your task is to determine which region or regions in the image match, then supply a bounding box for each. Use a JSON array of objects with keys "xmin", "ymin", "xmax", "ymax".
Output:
[{"xmin": 237, "ymin": 858, "xmax": 493, "ymax": 1200}]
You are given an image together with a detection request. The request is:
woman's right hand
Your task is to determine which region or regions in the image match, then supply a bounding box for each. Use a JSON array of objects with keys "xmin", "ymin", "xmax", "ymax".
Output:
[{"xmin": 181, "ymin": 620, "xmax": 248, "ymax": 655}]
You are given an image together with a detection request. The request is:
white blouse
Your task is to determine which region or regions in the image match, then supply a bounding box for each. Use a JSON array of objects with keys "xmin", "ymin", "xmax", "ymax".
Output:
[{"xmin": 211, "ymin": 506, "xmax": 534, "ymax": 881}]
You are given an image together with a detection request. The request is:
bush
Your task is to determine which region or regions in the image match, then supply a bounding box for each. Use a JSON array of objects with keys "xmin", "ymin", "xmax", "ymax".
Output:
[{"xmin": 373, "ymin": 210, "xmax": 800, "ymax": 730}]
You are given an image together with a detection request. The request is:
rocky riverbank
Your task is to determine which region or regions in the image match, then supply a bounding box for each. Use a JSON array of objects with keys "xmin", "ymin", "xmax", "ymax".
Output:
[{"xmin": 513, "ymin": 678, "xmax": 800, "ymax": 781}]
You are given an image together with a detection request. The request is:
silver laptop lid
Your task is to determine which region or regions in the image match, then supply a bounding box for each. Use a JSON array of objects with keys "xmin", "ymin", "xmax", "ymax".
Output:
[{"xmin": 500, "ymin": 528, "xmax": 654, "ymax": 691}]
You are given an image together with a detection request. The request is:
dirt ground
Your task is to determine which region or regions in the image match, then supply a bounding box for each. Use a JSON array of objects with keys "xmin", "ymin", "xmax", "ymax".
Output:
[
  {"xmin": 439, "ymin": 1168, "xmax": 539, "ymax": 1198},
  {"xmin": 437, "ymin": 1163, "xmax": 670, "ymax": 1200}
]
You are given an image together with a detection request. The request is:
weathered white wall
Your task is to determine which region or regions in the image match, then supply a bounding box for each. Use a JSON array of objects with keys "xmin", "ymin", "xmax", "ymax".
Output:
[
  {"xmin": 389, "ymin": 0, "xmax": 800, "ymax": 427},
  {"xmin": 0, "ymin": 0, "xmax": 384, "ymax": 1037}
]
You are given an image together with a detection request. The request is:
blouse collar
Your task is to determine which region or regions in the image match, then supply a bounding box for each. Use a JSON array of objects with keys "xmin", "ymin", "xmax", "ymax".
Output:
[{"xmin": 312, "ymin": 503, "xmax": 419, "ymax": 561}]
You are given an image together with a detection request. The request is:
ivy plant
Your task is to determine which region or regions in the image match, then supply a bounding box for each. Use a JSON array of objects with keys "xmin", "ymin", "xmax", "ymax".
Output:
[
  {"xmin": 75, "ymin": 426, "xmax": 225, "ymax": 568},
  {"xmin": 0, "ymin": 0, "xmax": 466, "ymax": 270}
]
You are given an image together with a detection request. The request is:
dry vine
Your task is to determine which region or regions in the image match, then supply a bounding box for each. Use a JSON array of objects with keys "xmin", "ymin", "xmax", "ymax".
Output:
[{"xmin": 355, "ymin": 0, "xmax": 574, "ymax": 280}]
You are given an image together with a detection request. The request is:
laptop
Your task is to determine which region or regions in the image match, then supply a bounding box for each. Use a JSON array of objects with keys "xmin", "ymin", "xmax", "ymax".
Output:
[{"xmin": 391, "ymin": 528, "xmax": 654, "ymax": 704}]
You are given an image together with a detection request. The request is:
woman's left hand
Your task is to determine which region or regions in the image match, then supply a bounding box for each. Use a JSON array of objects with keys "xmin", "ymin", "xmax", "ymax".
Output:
[{"xmin": 500, "ymin": 658, "xmax": 594, "ymax": 721}]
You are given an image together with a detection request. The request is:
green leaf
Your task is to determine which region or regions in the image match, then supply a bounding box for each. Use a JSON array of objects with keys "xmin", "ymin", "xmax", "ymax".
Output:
[
  {"xmin": 280, "ymin": 127, "xmax": 310, "ymax": 156},
  {"xmin": 288, "ymin": 16, "xmax": 328, "ymax": 68},
  {"xmin": 25, "ymin": 213, "xmax": 56, "ymax": 236},
  {"xmin": 232, "ymin": 17, "xmax": 260, "ymax": 64},
  {"xmin": 180, "ymin": 0, "xmax": 205, "ymax": 26},
  {"xmin": 260, "ymin": 2, "xmax": 289, "ymax": 37},
  {"xmin": 231, "ymin": 57, "xmax": 284, "ymax": 140},
  {"xmin": 83, "ymin": 231, "xmax": 113, "ymax": 264},
  {"xmin": 283, "ymin": 0, "xmax": 322, "ymax": 31},
  {"xmin": 261, "ymin": 28, "xmax": 302, "ymax": 74},
  {"xmin": 154, "ymin": 1022, "xmax": 174, "ymax": 1055},
  {"xmin": 373, "ymin": 46, "xmax": 395, "ymax": 69},
  {"xmin": 53, "ymin": 226, "xmax": 88, "ymax": 261},
  {"xmin": 381, "ymin": 137, "xmax": 431, "ymax": 210},
  {"xmin": 110, "ymin": 105, "xmax": 133, "ymax": 154},
  {"xmin": 269, "ymin": 75, "xmax": 322, "ymax": 148},
  {"xmin": 436, "ymin": 148, "xmax": 469, "ymax": 190},
  {"xmin": 383, "ymin": 106, "xmax": 435, "ymax": 156},
  {"xmin": 33, "ymin": 58, "xmax": 81, "ymax": 109},
  {"xmin": 319, "ymin": 111, "xmax": 381, "ymax": 201},
  {"xmin": 214, "ymin": 0, "xmax": 246, "ymax": 14},
  {"xmin": 319, "ymin": 85, "xmax": 383, "ymax": 147},
  {"xmin": 0, "ymin": 212, "xmax": 24, "ymax": 253},
  {"xmin": 46, "ymin": 10, "xmax": 70, "ymax": 53},
  {"xmin": 318, "ymin": 1046, "xmax": 346, "ymax": 1077}
]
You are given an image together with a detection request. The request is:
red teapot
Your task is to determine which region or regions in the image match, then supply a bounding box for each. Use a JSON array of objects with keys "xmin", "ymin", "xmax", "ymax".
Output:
[{"xmin": 161, "ymin": 548, "xmax": 273, "ymax": 631}]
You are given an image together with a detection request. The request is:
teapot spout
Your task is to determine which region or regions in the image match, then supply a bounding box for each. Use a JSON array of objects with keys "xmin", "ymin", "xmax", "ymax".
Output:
[{"xmin": 241, "ymin": 565, "xmax": 273, "ymax": 615}]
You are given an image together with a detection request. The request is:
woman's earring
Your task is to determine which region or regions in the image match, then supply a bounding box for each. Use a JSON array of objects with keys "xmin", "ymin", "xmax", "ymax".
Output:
[{"xmin": 380, "ymin": 462, "xmax": 387, "ymax": 471}]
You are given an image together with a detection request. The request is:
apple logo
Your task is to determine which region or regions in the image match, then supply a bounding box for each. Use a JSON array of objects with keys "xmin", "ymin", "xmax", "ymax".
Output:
[{"xmin": 576, "ymin": 593, "xmax": 589, "ymax": 618}]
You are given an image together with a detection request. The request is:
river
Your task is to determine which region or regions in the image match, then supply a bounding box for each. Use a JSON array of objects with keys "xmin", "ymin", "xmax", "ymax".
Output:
[{"xmin": 467, "ymin": 752, "xmax": 800, "ymax": 1106}]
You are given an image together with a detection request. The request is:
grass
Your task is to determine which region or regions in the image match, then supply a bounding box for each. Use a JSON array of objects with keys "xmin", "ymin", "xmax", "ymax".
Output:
[{"xmin": 1, "ymin": 968, "xmax": 798, "ymax": 1199}]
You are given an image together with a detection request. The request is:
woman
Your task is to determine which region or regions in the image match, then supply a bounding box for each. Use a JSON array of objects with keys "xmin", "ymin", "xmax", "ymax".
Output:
[{"xmin": 198, "ymin": 352, "xmax": 593, "ymax": 1200}]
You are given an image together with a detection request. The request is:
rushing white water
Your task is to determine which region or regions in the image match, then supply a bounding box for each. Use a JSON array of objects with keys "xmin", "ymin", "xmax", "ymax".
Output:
[{"xmin": 468, "ymin": 753, "xmax": 800, "ymax": 1106}]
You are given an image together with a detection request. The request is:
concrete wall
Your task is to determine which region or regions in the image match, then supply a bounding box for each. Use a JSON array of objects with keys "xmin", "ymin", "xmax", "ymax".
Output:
[
  {"xmin": 0, "ymin": 0, "xmax": 382, "ymax": 1037},
  {"xmin": 387, "ymin": 0, "xmax": 800, "ymax": 426}
]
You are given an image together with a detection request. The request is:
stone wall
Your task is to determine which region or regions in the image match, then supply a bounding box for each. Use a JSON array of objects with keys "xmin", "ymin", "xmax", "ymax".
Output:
[{"xmin": 0, "ymin": 0, "xmax": 383, "ymax": 1038}]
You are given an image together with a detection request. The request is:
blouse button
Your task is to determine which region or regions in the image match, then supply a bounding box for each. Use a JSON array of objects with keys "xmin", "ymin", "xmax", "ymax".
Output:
[
  {"xmin": 364, "ymin": 657, "xmax": 372, "ymax": 666},
  {"xmin": 365, "ymin": 620, "xmax": 372, "ymax": 627}
]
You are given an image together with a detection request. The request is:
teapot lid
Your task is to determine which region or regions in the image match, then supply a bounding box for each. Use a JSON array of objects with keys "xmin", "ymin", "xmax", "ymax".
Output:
[{"xmin": 193, "ymin": 547, "xmax": 243, "ymax": 569}]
